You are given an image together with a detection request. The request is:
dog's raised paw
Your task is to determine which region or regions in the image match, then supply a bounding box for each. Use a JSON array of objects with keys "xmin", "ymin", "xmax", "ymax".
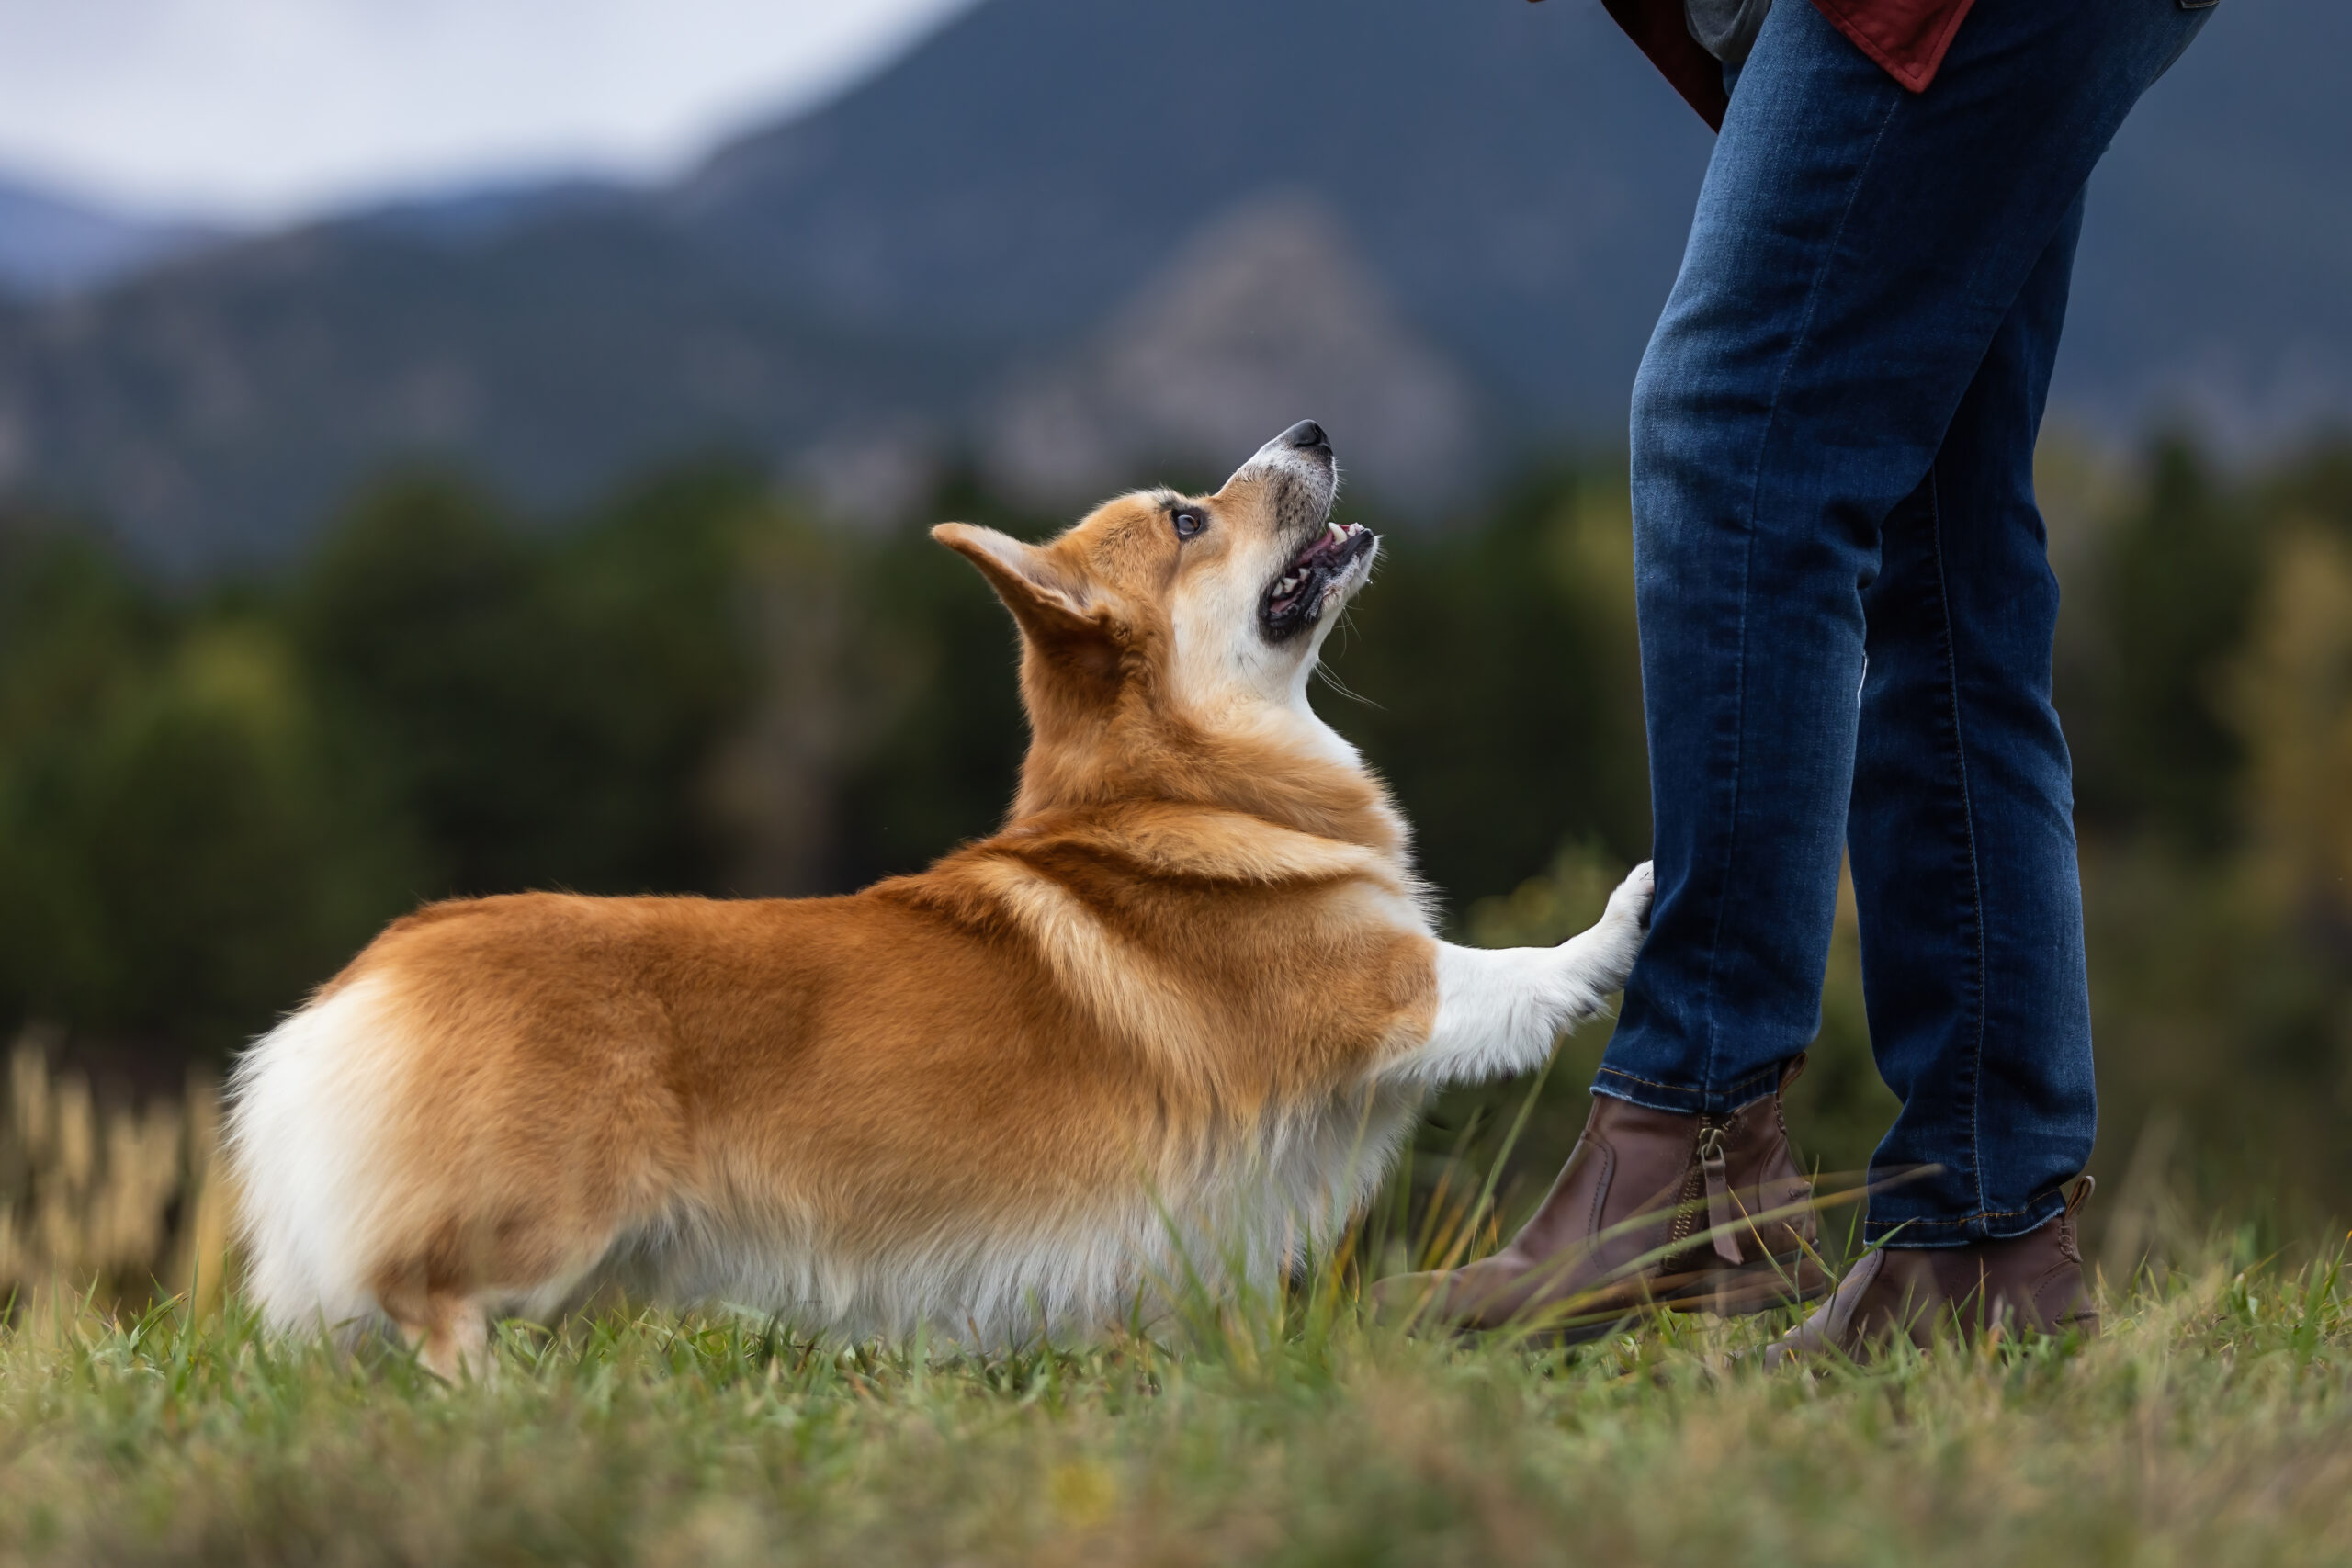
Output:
[
  {"xmin": 1580, "ymin": 860, "xmax": 1656, "ymax": 991},
  {"xmin": 1607, "ymin": 861, "xmax": 1655, "ymax": 934},
  {"xmin": 1563, "ymin": 861, "xmax": 1653, "ymax": 999}
]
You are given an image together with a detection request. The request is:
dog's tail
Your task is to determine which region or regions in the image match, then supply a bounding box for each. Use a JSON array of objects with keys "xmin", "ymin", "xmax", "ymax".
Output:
[{"xmin": 223, "ymin": 974, "xmax": 406, "ymax": 1336}]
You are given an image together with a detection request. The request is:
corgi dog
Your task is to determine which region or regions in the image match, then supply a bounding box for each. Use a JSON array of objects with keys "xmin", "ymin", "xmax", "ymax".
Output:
[{"xmin": 227, "ymin": 421, "xmax": 1652, "ymax": 1377}]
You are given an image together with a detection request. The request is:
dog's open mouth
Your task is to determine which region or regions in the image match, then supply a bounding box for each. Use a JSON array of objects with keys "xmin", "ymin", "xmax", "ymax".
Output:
[{"xmin": 1260, "ymin": 521, "xmax": 1375, "ymax": 642}]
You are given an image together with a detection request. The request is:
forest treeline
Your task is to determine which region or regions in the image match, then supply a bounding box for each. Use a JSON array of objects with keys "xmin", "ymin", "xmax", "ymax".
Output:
[{"xmin": 1, "ymin": 440, "xmax": 2346, "ymax": 1221}]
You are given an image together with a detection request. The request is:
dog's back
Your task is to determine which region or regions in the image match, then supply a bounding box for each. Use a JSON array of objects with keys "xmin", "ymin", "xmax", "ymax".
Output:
[{"xmin": 231, "ymin": 806, "xmax": 1434, "ymax": 1365}]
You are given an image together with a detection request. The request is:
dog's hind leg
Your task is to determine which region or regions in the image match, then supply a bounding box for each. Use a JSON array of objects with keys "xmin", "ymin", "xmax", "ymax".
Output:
[
  {"xmin": 1382, "ymin": 862, "xmax": 1653, "ymax": 1087},
  {"xmin": 388, "ymin": 1291, "xmax": 491, "ymax": 1383}
]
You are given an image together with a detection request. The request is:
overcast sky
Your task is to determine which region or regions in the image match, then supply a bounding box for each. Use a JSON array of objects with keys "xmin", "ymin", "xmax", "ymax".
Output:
[{"xmin": 0, "ymin": 0, "xmax": 973, "ymax": 221}]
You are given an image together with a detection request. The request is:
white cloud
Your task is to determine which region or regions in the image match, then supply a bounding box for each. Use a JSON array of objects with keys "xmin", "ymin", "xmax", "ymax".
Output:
[{"xmin": 0, "ymin": 0, "xmax": 974, "ymax": 220}]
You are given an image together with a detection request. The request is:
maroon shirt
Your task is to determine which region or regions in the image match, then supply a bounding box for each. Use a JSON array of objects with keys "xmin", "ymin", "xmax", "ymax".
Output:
[{"xmin": 1577, "ymin": 0, "xmax": 1974, "ymax": 129}]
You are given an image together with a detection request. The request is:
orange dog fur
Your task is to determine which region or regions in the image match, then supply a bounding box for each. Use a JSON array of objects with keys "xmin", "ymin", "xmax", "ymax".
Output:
[{"xmin": 227, "ymin": 423, "xmax": 1652, "ymax": 1378}]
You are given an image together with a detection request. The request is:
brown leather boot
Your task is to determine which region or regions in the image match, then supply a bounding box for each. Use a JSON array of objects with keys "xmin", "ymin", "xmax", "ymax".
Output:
[
  {"xmin": 1378, "ymin": 1059, "xmax": 1827, "ymax": 1339},
  {"xmin": 1763, "ymin": 1178, "xmax": 2098, "ymax": 1364}
]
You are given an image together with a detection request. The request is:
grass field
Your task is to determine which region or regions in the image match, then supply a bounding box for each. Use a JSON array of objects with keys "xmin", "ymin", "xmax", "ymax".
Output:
[{"xmin": 0, "ymin": 1233, "xmax": 2345, "ymax": 1567}]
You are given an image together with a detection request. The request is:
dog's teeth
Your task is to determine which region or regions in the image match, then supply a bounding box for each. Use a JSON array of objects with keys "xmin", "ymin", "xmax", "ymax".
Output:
[
  {"xmin": 1328, "ymin": 522, "xmax": 1346, "ymax": 544},
  {"xmin": 1277, "ymin": 575, "xmax": 1299, "ymax": 594}
]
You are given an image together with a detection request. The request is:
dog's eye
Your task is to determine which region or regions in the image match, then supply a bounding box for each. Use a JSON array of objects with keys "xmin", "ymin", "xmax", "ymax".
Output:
[{"xmin": 1172, "ymin": 509, "xmax": 1206, "ymax": 540}]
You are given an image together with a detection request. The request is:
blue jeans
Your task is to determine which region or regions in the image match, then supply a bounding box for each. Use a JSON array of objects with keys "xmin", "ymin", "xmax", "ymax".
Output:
[{"xmin": 1597, "ymin": 0, "xmax": 2212, "ymax": 1246}]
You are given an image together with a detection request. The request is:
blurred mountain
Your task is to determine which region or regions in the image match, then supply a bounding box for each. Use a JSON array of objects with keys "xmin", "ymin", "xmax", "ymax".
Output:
[
  {"xmin": 981, "ymin": 196, "xmax": 1489, "ymax": 510},
  {"xmin": 0, "ymin": 0, "xmax": 2343, "ymax": 570},
  {"xmin": 0, "ymin": 174, "xmax": 221, "ymax": 299},
  {"xmin": 344, "ymin": 175, "xmax": 640, "ymax": 251}
]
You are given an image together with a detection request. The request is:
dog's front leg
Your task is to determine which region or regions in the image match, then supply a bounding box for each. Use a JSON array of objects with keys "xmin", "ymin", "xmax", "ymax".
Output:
[{"xmin": 1383, "ymin": 862, "xmax": 1653, "ymax": 1087}]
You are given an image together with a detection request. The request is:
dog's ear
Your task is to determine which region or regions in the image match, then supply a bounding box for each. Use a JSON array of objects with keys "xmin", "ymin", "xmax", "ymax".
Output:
[
  {"xmin": 933, "ymin": 524, "xmax": 1124, "ymax": 690},
  {"xmin": 933, "ymin": 524, "xmax": 1088, "ymax": 626}
]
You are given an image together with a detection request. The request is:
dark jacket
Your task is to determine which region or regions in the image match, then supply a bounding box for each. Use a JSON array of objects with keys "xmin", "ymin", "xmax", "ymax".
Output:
[{"xmin": 1577, "ymin": 0, "xmax": 1975, "ymax": 128}]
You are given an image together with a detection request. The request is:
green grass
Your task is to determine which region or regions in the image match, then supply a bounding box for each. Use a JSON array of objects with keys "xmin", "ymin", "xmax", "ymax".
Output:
[{"xmin": 0, "ymin": 1237, "xmax": 2346, "ymax": 1566}]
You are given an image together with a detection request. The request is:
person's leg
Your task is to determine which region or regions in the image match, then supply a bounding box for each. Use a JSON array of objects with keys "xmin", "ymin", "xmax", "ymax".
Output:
[
  {"xmin": 1599, "ymin": 0, "xmax": 2211, "ymax": 1137},
  {"xmin": 1847, "ymin": 191, "xmax": 2095, "ymax": 1247},
  {"xmin": 1391, "ymin": 0, "xmax": 2210, "ymax": 1332}
]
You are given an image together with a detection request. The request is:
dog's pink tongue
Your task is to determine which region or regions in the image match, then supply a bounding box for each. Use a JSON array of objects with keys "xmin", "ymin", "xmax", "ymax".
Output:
[{"xmin": 1295, "ymin": 522, "xmax": 1352, "ymax": 570}]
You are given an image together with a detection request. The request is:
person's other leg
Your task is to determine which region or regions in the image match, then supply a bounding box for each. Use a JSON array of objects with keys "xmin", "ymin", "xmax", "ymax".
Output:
[
  {"xmin": 1393, "ymin": 0, "xmax": 2209, "ymax": 1332},
  {"xmin": 1599, "ymin": 0, "xmax": 2210, "ymax": 1132},
  {"xmin": 1848, "ymin": 193, "xmax": 2094, "ymax": 1247}
]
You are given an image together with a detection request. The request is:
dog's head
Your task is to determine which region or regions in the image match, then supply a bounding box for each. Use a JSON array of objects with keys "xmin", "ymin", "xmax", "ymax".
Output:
[{"xmin": 936, "ymin": 422, "xmax": 1375, "ymax": 750}]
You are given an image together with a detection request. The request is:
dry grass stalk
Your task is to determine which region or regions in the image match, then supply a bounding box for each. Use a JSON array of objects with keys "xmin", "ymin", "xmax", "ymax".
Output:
[{"xmin": 0, "ymin": 1027, "xmax": 229, "ymax": 1315}]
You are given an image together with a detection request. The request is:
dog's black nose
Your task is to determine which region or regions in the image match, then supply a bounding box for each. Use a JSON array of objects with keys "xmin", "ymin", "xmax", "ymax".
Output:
[{"xmin": 1278, "ymin": 420, "xmax": 1329, "ymax": 452}]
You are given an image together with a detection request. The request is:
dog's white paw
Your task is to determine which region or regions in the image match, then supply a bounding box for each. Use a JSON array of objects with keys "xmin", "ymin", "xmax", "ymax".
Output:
[
  {"xmin": 1580, "ymin": 860, "xmax": 1654, "ymax": 993},
  {"xmin": 1605, "ymin": 860, "xmax": 1654, "ymax": 933}
]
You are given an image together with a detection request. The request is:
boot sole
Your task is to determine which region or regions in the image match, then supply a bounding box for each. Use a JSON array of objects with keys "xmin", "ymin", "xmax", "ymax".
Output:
[{"xmin": 1505, "ymin": 1251, "xmax": 1835, "ymax": 1348}]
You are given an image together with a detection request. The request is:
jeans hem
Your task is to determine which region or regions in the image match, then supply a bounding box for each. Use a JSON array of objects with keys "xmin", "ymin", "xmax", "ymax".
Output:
[
  {"xmin": 1863, "ymin": 1188, "xmax": 2069, "ymax": 1248},
  {"xmin": 1592, "ymin": 1063, "xmax": 1785, "ymax": 1119}
]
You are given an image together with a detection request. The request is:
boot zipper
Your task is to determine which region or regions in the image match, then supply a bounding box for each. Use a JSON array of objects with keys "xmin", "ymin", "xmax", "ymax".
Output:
[
  {"xmin": 1666, "ymin": 1138, "xmax": 1705, "ymax": 1251},
  {"xmin": 1696, "ymin": 1123, "xmax": 1745, "ymax": 1266}
]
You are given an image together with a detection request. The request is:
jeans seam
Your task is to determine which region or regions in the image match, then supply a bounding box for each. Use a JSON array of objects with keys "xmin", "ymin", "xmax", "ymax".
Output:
[
  {"xmin": 1862, "ymin": 1191, "xmax": 2064, "ymax": 1234},
  {"xmin": 1594, "ymin": 1066, "xmax": 1693, "ymax": 1091},
  {"xmin": 1871, "ymin": 1205, "xmax": 2032, "ymax": 1226},
  {"xmin": 1704, "ymin": 80, "xmax": 1904, "ymax": 1104},
  {"xmin": 1923, "ymin": 464, "xmax": 1992, "ymax": 1223},
  {"xmin": 1596, "ymin": 1063, "xmax": 1780, "ymax": 1107}
]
